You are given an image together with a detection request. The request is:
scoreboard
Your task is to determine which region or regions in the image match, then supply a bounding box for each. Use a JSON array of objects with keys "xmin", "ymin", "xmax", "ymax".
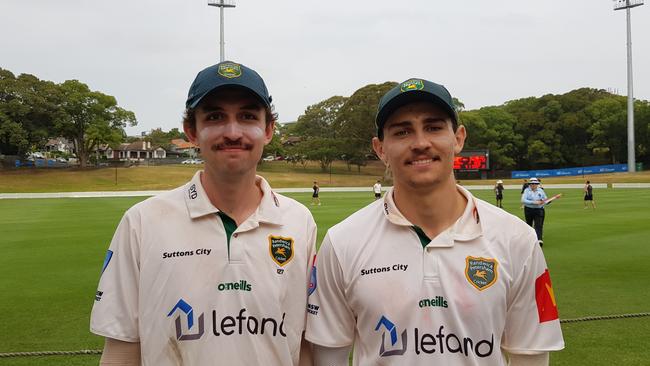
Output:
[{"xmin": 454, "ymin": 150, "xmax": 489, "ymax": 171}]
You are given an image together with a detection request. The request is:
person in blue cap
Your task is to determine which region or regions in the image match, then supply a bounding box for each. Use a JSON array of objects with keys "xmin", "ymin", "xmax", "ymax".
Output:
[
  {"xmin": 91, "ymin": 61, "xmax": 316, "ymax": 366},
  {"xmin": 306, "ymin": 78, "xmax": 563, "ymax": 366}
]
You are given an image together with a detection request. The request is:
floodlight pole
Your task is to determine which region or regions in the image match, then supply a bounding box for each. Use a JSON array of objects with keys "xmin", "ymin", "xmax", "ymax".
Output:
[
  {"xmin": 614, "ymin": 0, "xmax": 644, "ymax": 172},
  {"xmin": 208, "ymin": 0, "xmax": 236, "ymax": 62}
]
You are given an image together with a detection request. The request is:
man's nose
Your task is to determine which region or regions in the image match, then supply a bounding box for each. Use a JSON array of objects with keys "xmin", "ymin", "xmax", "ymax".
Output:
[
  {"xmin": 410, "ymin": 130, "xmax": 430, "ymax": 151},
  {"xmin": 221, "ymin": 119, "xmax": 244, "ymax": 139}
]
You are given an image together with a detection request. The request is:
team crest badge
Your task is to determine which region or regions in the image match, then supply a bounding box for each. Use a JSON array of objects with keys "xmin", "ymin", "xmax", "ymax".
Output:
[
  {"xmin": 465, "ymin": 256, "xmax": 498, "ymax": 291},
  {"xmin": 269, "ymin": 235, "xmax": 294, "ymax": 267},
  {"xmin": 400, "ymin": 79, "xmax": 424, "ymax": 92},
  {"xmin": 218, "ymin": 62, "xmax": 242, "ymax": 79}
]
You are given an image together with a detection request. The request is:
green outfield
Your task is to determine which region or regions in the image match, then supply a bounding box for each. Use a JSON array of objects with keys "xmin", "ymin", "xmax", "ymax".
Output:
[{"xmin": 1, "ymin": 188, "xmax": 649, "ymax": 365}]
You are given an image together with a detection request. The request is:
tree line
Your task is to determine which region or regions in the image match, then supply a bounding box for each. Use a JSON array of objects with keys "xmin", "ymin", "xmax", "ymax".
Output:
[
  {"xmin": 274, "ymin": 83, "xmax": 650, "ymax": 172},
  {"xmin": 3, "ymin": 67, "xmax": 649, "ymax": 171},
  {"xmin": 0, "ymin": 68, "xmax": 136, "ymax": 167}
]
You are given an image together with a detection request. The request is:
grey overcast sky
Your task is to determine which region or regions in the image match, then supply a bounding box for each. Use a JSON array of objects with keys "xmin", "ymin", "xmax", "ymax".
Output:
[{"xmin": 1, "ymin": 0, "xmax": 648, "ymax": 135}]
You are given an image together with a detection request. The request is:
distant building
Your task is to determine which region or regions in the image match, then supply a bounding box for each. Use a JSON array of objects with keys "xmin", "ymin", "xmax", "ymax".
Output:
[
  {"xmin": 44, "ymin": 138, "xmax": 74, "ymax": 154},
  {"xmin": 102, "ymin": 141, "xmax": 166, "ymax": 161},
  {"xmin": 281, "ymin": 136, "xmax": 302, "ymax": 146},
  {"xmin": 169, "ymin": 139, "xmax": 199, "ymax": 157}
]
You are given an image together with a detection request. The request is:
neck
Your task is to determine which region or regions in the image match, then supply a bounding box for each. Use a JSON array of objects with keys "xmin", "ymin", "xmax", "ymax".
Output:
[
  {"xmin": 392, "ymin": 175, "xmax": 467, "ymax": 239},
  {"xmin": 200, "ymin": 167, "xmax": 262, "ymax": 225}
]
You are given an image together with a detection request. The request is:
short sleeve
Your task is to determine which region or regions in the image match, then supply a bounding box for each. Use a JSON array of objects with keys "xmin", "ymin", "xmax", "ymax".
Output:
[
  {"xmin": 90, "ymin": 209, "xmax": 141, "ymax": 342},
  {"xmin": 305, "ymin": 233, "xmax": 355, "ymax": 347},
  {"xmin": 502, "ymin": 233, "xmax": 564, "ymax": 353}
]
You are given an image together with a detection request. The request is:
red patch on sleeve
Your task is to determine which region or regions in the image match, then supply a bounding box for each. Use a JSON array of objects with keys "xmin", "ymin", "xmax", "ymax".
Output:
[{"xmin": 535, "ymin": 269, "xmax": 559, "ymax": 323}]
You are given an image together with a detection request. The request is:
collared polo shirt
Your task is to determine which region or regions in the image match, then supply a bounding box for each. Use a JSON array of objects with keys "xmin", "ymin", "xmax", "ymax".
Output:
[
  {"xmin": 91, "ymin": 171, "xmax": 317, "ymax": 365},
  {"xmin": 522, "ymin": 187, "xmax": 548, "ymax": 209},
  {"xmin": 306, "ymin": 185, "xmax": 563, "ymax": 365}
]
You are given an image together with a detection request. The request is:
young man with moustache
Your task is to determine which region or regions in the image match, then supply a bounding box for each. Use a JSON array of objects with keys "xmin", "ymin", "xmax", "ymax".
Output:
[
  {"xmin": 306, "ymin": 78, "xmax": 564, "ymax": 365},
  {"xmin": 91, "ymin": 61, "xmax": 316, "ymax": 365}
]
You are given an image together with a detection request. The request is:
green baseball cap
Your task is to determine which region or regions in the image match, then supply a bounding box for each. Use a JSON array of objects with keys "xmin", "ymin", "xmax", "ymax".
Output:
[
  {"xmin": 186, "ymin": 61, "xmax": 272, "ymax": 109},
  {"xmin": 375, "ymin": 78, "xmax": 457, "ymax": 138}
]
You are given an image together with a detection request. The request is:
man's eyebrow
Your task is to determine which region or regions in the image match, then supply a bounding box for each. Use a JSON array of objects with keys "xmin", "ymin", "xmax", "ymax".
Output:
[
  {"xmin": 422, "ymin": 116, "xmax": 447, "ymax": 123},
  {"xmin": 199, "ymin": 105, "xmax": 224, "ymax": 113},
  {"xmin": 241, "ymin": 103, "xmax": 263, "ymax": 111},
  {"xmin": 386, "ymin": 121, "xmax": 413, "ymax": 129}
]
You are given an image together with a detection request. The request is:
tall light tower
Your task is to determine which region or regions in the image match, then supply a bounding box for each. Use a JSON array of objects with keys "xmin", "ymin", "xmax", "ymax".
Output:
[
  {"xmin": 208, "ymin": 0, "xmax": 236, "ymax": 62},
  {"xmin": 613, "ymin": 0, "xmax": 644, "ymax": 173}
]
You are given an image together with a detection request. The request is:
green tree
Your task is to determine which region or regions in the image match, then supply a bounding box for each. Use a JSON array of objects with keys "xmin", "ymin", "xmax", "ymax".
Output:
[
  {"xmin": 263, "ymin": 132, "xmax": 285, "ymax": 158},
  {"xmin": 585, "ymin": 97, "xmax": 627, "ymax": 164},
  {"xmin": 55, "ymin": 80, "xmax": 136, "ymax": 168},
  {"xmin": 0, "ymin": 112, "xmax": 29, "ymax": 155},
  {"xmin": 291, "ymin": 96, "xmax": 347, "ymax": 139},
  {"xmin": 333, "ymin": 82, "xmax": 397, "ymax": 168},
  {"xmin": 293, "ymin": 138, "xmax": 341, "ymax": 172},
  {"xmin": 0, "ymin": 69, "xmax": 60, "ymax": 155}
]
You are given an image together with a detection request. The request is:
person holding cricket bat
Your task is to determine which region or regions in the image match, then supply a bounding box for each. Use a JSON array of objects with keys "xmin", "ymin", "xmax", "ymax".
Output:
[{"xmin": 521, "ymin": 177, "xmax": 552, "ymax": 247}]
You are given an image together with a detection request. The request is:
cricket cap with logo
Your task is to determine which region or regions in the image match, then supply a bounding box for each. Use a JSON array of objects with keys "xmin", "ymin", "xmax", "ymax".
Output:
[
  {"xmin": 185, "ymin": 60, "xmax": 272, "ymax": 109},
  {"xmin": 375, "ymin": 78, "xmax": 458, "ymax": 138}
]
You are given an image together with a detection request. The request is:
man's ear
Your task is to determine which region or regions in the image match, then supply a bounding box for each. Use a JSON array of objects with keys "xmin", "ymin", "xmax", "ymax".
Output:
[
  {"xmin": 183, "ymin": 122, "xmax": 198, "ymax": 145},
  {"xmin": 372, "ymin": 137, "xmax": 387, "ymax": 166},
  {"xmin": 454, "ymin": 124, "xmax": 466, "ymax": 155},
  {"xmin": 264, "ymin": 121, "xmax": 275, "ymax": 145}
]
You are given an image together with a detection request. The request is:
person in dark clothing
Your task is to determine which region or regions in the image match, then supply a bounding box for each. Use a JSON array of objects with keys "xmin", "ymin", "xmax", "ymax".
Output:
[
  {"xmin": 584, "ymin": 180, "xmax": 596, "ymax": 210},
  {"xmin": 495, "ymin": 180, "xmax": 505, "ymax": 208}
]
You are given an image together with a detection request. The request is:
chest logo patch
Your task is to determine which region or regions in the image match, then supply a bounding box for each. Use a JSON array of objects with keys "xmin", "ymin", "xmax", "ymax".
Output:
[
  {"xmin": 269, "ymin": 235, "xmax": 294, "ymax": 267},
  {"xmin": 465, "ymin": 256, "xmax": 498, "ymax": 291}
]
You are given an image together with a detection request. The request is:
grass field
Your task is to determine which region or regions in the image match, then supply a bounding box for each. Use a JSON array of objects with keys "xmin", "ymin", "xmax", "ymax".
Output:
[
  {"xmin": 1, "ymin": 188, "xmax": 650, "ymax": 365},
  {"xmin": 2, "ymin": 162, "xmax": 650, "ymax": 193}
]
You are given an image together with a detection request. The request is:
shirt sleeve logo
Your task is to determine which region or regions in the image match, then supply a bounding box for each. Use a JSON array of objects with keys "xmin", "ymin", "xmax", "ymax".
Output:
[
  {"xmin": 465, "ymin": 256, "xmax": 498, "ymax": 291},
  {"xmin": 101, "ymin": 249, "xmax": 113, "ymax": 275},
  {"xmin": 308, "ymin": 255, "xmax": 317, "ymax": 296},
  {"xmin": 269, "ymin": 235, "xmax": 294, "ymax": 267},
  {"xmin": 535, "ymin": 269, "xmax": 559, "ymax": 322}
]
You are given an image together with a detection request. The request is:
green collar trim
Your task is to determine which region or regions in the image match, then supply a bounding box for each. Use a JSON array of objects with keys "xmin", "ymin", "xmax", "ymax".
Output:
[
  {"xmin": 412, "ymin": 226, "xmax": 431, "ymax": 249},
  {"xmin": 217, "ymin": 212, "xmax": 238, "ymax": 257}
]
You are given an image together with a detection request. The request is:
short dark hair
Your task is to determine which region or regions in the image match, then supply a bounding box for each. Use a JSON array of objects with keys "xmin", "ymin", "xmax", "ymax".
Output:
[
  {"xmin": 183, "ymin": 103, "xmax": 278, "ymax": 130},
  {"xmin": 377, "ymin": 106, "xmax": 457, "ymax": 141}
]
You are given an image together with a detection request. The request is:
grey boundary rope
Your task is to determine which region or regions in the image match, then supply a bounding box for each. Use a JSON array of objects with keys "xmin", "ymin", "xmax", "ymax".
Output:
[
  {"xmin": 559, "ymin": 312, "xmax": 650, "ymax": 324},
  {"xmin": 0, "ymin": 349, "xmax": 102, "ymax": 358},
  {"xmin": 1, "ymin": 312, "xmax": 649, "ymax": 358}
]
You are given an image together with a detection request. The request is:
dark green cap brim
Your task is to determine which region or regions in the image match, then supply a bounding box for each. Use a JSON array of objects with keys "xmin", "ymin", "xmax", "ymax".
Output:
[
  {"xmin": 375, "ymin": 79, "xmax": 457, "ymax": 138},
  {"xmin": 186, "ymin": 61, "xmax": 272, "ymax": 109}
]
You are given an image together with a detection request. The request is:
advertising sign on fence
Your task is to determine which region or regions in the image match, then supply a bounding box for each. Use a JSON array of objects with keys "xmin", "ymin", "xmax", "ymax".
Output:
[{"xmin": 511, "ymin": 164, "xmax": 628, "ymax": 179}]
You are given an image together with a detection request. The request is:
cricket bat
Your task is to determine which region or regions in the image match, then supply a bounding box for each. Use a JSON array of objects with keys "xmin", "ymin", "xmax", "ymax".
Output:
[{"xmin": 544, "ymin": 193, "xmax": 562, "ymax": 205}]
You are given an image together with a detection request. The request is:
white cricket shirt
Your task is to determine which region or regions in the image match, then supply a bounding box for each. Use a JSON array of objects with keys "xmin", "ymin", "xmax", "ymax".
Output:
[
  {"xmin": 305, "ymin": 186, "xmax": 563, "ymax": 365},
  {"xmin": 91, "ymin": 171, "xmax": 317, "ymax": 365}
]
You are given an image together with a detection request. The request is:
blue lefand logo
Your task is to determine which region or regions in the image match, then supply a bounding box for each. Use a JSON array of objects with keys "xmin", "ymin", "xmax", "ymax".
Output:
[
  {"xmin": 167, "ymin": 299, "xmax": 205, "ymax": 341},
  {"xmin": 375, "ymin": 315, "xmax": 407, "ymax": 356},
  {"xmin": 101, "ymin": 250, "xmax": 113, "ymax": 274}
]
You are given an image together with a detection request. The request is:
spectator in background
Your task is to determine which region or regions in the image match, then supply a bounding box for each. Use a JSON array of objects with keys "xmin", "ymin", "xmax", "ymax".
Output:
[
  {"xmin": 312, "ymin": 181, "xmax": 321, "ymax": 206},
  {"xmin": 373, "ymin": 180, "xmax": 382, "ymax": 200},
  {"xmin": 584, "ymin": 180, "xmax": 596, "ymax": 210},
  {"xmin": 495, "ymin": 179, "xmax": 504, "ymax": 208}
]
